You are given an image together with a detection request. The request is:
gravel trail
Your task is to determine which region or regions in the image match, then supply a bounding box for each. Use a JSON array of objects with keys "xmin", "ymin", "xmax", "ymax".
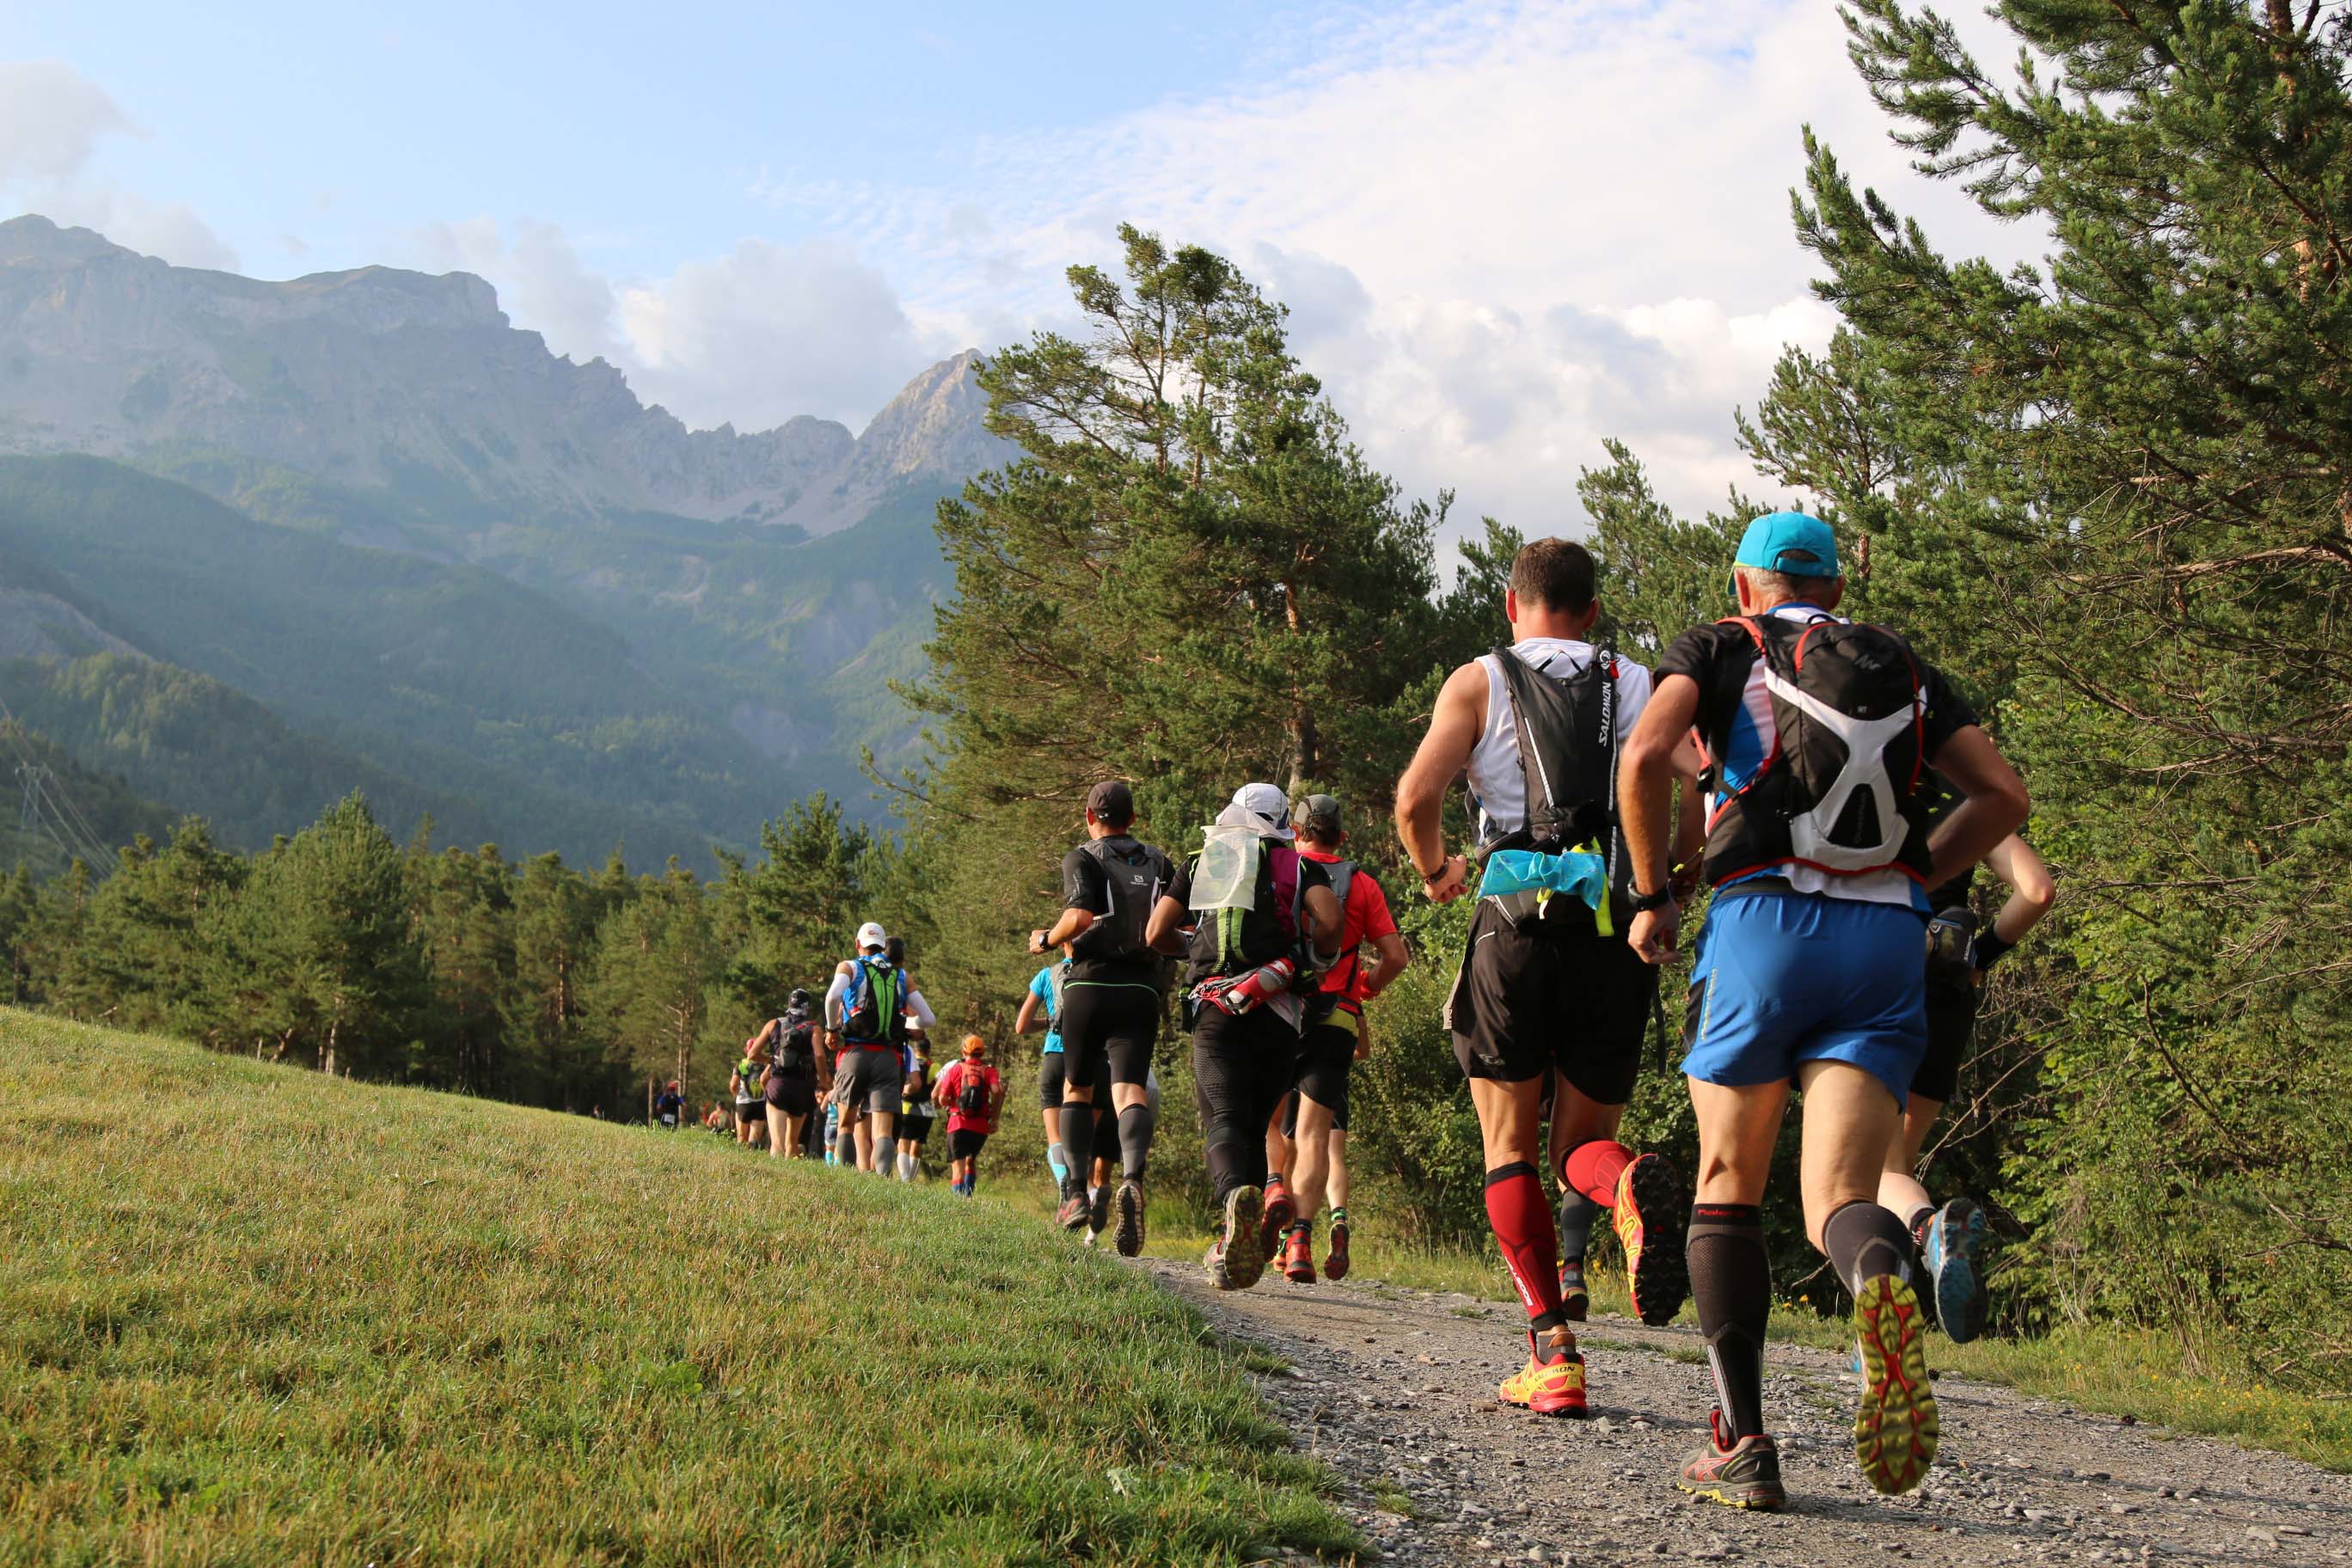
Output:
[{"xmin": 1142, "ymin": 1259, "xmax": 2351, "ymax": 1566}]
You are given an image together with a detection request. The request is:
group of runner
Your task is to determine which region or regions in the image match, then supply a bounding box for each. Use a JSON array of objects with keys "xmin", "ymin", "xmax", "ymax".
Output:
[
  {"xmin": 658, "ymin": 924, "xmax": 1010, "ymax": 1194},
  {"xmin": 1005, "ymin": 513, "xmax": 2045, "ymax": 1514}
]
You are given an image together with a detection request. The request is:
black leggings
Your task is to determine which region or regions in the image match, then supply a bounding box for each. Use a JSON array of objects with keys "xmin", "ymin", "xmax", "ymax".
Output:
[
  {"xmin": 1192, "ymin": 1006, "xmax": 1302, "ymax": 1205},
  {"xmin": 1058, "ymin": 983, "xmax": 1161, "ymax": 1093}
]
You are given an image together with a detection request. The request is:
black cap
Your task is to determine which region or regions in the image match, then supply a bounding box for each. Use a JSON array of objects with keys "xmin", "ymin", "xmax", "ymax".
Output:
[{"xmin": 1085, "ymin": 780, "xmax": 1136, "ymax": 827}]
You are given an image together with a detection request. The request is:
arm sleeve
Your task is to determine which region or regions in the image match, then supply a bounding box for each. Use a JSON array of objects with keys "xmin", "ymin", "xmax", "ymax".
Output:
[
  {"xmin": 906, "ymin": 989, "xmax": 937, "ymax": 1031},
  {"xmin": 824, "ymin": 970, "xmax": 851, "ymax": 1028}
]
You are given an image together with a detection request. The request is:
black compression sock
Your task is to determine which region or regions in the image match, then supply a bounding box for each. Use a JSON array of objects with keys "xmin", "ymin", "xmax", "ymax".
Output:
[
  {"xmin": 1557, "ymin": 1188, "xmax": 1599, "ymax": 1270},
  {"xmin": 1688, "ymin": 1203, "xmax": 1770, "ymax": 1440},
  {"xmin": 1822, "ymin": 1198, "xmax": 1914, "ymax": 1294},
  {"xmin": 1060, "ymin": 1099, "xmax": 1094, "ymax": 1199},
  {"xmin": 1205, "ymin": 1141, "xmax": 1250, "ymax": 1210},
  {"xmin": 1118, "ymin": 1102, "xmax": 1155, "ymax": 1181}
]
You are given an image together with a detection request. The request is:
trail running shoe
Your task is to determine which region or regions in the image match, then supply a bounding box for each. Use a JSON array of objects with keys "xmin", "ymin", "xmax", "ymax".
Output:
[
  {"xmin": 1923, "ymin": 1197, "xmax": 1990, "ymax": 1344},
  {"xmin": 1497, "ymin": 1326, "xmax": 1587, "ymax": 1418},
  {"xmin": 1854, "ymin": 1273, "xmax": 1940, "ymax": 1495},
  {"xmin": 1613, "ymin": 1153, "xmax": 1689, "ymax": 1326},
  {"xmin": 1283, "ymin": 1225, "xmax": 1316, "ymax": 1284},
  {"xmin": 1677, "ymin": 1409, "xmax": 1786, "ymax": 1511},
  {"xmin": 1113, "ymin": 1180, "xmax": 1147, "ymax": 1258},
  {"xmin": 1087, "ymin": 1183, "xmax": 1113, "ymax": 1238},
  {"xmin": 1205, "ymin": 1185, "xmax": 1266, "ymax": 1291},
  {"xmin": 1559, "ymin": 1257, "xmax": 1590, "ymax": 1323},
  {"xmin": 1260, "ymin": 1177, "xmax": 1295, "ymax": 1263},
  {"xmin": 1055, "ymin": 1192, "xmax": 1092, "ymax": 1232},
  {"xmin": 1324, "ymin": 1208, "xmax": 1351, "ymax": 1281}
]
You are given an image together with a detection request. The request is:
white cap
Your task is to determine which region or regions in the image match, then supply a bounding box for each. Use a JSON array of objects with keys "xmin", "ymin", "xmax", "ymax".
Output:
[
  {"xmin": 856, "ymin": 921, "xmax": 888, "ymax": 951},
  {"xmin": 1214, "ymin": 781, "xmax": 1295, "ymax": 840}
]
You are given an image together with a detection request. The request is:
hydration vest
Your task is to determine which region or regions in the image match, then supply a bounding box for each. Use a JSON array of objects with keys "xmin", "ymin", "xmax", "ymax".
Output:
[
  {"xmin": 1185, "ymin": 837, "xmax": 1320, "ymax": 986},
  {"xmin": 1700, "ymin": 612, "xmax": 1934, "ymax": 887},
  {"xmin": 840, "ymin": 956, "xmax": 910, "ymax": 1044},
  {"xmin": 1485, "ymin": 640, "xmax": 1625, "ymax": 884},
  {"xmin": 775, "ymin": 1012, "xmax": 817, "ymax": 1081},
  {"xmin": 1072, "ymin": 836, "xmax": 1165, "ymax": 963},
  {"xmin": 954, "ymin": 1064, "xmax": 991, "ymax": 1119},
  {"xmin": 735, "ymin": 1059, "xmax": 763, "ymax": 1099}
]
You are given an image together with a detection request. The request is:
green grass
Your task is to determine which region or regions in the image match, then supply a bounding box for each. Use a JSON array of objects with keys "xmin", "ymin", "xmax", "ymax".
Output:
[{"xmin": 0, "ymin": 1012, "xmax": 1361, "ymax": 1565}]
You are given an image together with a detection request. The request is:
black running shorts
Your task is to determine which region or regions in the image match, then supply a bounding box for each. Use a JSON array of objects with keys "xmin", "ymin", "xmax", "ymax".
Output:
[
  {"xmin": 1447, "ymin": 897, "xmax": 1657, "ymax": 1105},
  {"xmin": 1057, "ymin": 982, "xmax": 1161, "ymax": 1091},
  {"xmin": 898, "ymin": 1111, "xmax": 934, "ymax": 1144},
  {"xmin": 835, "ymin": 1045, "xmax": 903, "ymax": 1116},
  {"xmin": 1290, "ymin": 1020, "xmax": 1357, "ymax": 1132},
  {"xmin": 766, "ymin": 1078, "xmax": 817, "ymax": 1118},
  {"xmin": 948, "ymin": 1129, "xmax": 989, "ymax": 1161},
  {"xmin": 1038, "ymin": 1048, "xmax": 1115, "ymax": 1110},
  {"xmin": 1911, "ymin": 974, "xmax": 1981, "ymax": 1106}
]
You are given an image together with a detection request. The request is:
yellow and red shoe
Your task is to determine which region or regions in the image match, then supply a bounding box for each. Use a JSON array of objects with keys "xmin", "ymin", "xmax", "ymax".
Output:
[
  {"xmin": 1612, "ymin": 1153, "xmax": 1689, "ymax": 1326},
  {"xmin": 1853, "ymin": 1273, "xmax": 1940, "ymax": 1495},
  {"xmin": 1497, "ymin": 1326, "xmax": 1588, "ymax": 1418}
]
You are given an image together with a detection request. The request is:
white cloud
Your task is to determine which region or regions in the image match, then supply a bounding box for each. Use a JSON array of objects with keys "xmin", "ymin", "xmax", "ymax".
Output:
[
  {"xmin": 410, "ymin": 215, "xmax": 621, "ymax": 363},
  {"xmin": 616, "ymin": 238, "xmax": 945, "ymax": 432},
  {"xmin": 0, "ymin": 59, "xmax": 236, "ymax": 271}
]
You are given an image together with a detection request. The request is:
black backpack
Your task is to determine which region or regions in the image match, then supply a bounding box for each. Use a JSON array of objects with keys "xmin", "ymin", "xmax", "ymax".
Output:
[
  {"xmin": 839, "ymin": 956, "xmax": 910, "ymax": 1044},
  {"xmin": 955, "ymin": 1064, "xmax": 991, "ymax": 1118},
  {"xmin": 1073, "ymin": 836, "xmax": 1165, "ymax": 962},
  {"xmin": 1185, "ymin": 839, "xmax": 1320, "ymax": 986},
  {"xmin": 1488, "ymin": 640, "xmax": 1623, "ymax": 877},
  {"xmin": 1701, "ymin": 614, "xmax": 1933, "ymax": 886},
  {"xmin": 775, "ymin": 1014, "xmax": 817, "ymax": 1080}
]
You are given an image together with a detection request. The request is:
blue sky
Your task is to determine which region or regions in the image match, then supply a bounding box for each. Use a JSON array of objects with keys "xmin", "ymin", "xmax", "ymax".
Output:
[{"xmin": 0, "ymin": 0, "xmax": 2029, "ymax": 529}]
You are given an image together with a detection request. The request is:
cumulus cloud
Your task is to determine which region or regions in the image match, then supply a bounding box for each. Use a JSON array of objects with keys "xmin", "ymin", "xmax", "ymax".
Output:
[
  {"xmin": 410, "ymin": 216, "xmax": 622, "ymax": 363},
  {"xmin": 0, "ymin": 59, "xmax": 236, "ymax": 270},
  {"xmin": 616, "ymin": 239, "xmax": 943, "ymax": 432}
]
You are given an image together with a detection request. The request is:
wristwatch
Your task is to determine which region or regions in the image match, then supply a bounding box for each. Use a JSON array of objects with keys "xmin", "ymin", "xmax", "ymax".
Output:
[{"xmin": 1629, "ymin": 886, "xmax": 1676, "ymax": 914}]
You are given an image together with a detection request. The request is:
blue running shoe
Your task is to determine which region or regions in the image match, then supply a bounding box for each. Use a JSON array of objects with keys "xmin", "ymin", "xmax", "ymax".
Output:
[{"xmin": 1923, "ymin": 1197, "xmax": 1989, "ymax": 1343}]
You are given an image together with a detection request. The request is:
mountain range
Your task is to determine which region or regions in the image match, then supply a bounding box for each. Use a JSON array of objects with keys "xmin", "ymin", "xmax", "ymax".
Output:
[{"xmin": 0, "ymin": 215, "xmax": 1014, "ymax": 868}]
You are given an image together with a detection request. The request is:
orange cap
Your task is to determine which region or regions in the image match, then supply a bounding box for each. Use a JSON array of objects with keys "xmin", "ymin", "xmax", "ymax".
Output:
[{"xmin": 960, "ymin": 1034, "xmax": 988, "ymax": 1059}]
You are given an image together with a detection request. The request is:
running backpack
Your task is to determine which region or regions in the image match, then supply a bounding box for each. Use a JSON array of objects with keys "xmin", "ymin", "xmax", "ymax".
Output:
[
  {"xmin": 1486, "ymin": 640, "xmax": 1623, "ymax": 878},
  {"xmin": 1700, "ymin": 613, "xmax": 1933, "ymax": 886},
  {"xmin": 775, "ymin": 1015, "xmax": 817, "ymax": 1081},
  {"xmin": 1073, "ymin": 836, "xmax": 1165, "ymax": 962},
  {"xmin": 955, "ymin": 1065, "xmax": 990, "ymax": 1119},
  {"xmin": 839, "ymin": 956, "xmax": 910, "ymax": 1044},
  {"xmin": 1184, "ymin": 839, "xmax": 1322, "ymax": 985}
]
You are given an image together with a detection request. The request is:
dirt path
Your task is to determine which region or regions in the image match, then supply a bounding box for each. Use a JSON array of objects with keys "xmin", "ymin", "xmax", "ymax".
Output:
[{"xmin": 1141, "ymin": 1259, "xmax": 2352, "ymax": 1566}]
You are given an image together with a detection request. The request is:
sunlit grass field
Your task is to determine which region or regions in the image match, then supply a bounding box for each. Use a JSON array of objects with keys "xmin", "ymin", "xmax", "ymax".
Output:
[{"xmin": 0, "ymin": 1012, "xmax": 1357, "ymax": 1565}]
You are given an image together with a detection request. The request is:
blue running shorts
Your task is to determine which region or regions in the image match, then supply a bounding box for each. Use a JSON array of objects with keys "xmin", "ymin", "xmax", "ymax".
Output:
[{"xmin": 1681, "ymin": 890, "xmax": 1929, "ymax": 1106}]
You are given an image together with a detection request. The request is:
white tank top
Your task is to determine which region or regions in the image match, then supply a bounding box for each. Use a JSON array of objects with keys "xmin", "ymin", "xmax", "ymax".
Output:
[{"xmin": 1467, "ymin": 639, "xmax": 1654, "ymax": 843}]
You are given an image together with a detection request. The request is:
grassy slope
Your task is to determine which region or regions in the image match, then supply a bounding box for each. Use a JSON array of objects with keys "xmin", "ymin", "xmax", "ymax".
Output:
[{"xmin": 0, "ymin": 1013, "xmax": 1354, "ymax": 1566}]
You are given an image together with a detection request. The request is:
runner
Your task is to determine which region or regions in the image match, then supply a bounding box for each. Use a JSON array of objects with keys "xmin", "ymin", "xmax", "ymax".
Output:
[
  {"xmin": 750, "ymin": 989, "xmax": 820, "ymax": 1159},
  {"xmin": 652, "ymin": 1078, "xmax": 683, "ymax": 1131},
  {"xmin": 1144, "ymin": 782, "xmax": 1344, "ymax": 1289},
  {"xmin": 1027, "ymin": 781, "xmax": 1176, "ymax": 1255},
  {"xmin": 1882, "ymin": 803, "xmax": 2054, "ymax": 1339},
  {"xmin": 731, "ymin": 1039, "xmax": 769, "ymax": 1148},
  {"xmin": 1618, "ymin": 510, "xmax": 2030, "ymax": 1508},
  {"xmin": 934, "ymin": 1035, "xmax": 1005, "ymax": 1195},
  {"xmin": 1014, "ymin": 950, "xmax": 1075, "ymax": 1199},
  {"xmin": 1393, "ymin": 536, "xmax": 1704, "ymax": 1418},
  {"xmin": 1271, "ymin": 792, "xmax": 1409, "ymax": 1284},
  {"xmin": 824, "ymin": 922, "xmax": 937, "ymax": 1173},
  {"xmin": 898, "ymin": 1038, "xmax": 938, "ymax": 1180}
]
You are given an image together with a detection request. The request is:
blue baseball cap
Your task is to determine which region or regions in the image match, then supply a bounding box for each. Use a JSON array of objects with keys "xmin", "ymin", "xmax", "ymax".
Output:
[{"xmin": 1730, "ymin": 511, "xmax": 1841, "ymax": 597}]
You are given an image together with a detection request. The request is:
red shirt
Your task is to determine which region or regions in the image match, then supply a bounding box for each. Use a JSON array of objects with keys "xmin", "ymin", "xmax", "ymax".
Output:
[
  {"xmin": 939, "ymin": 1061, "xmax": 1001, "ymax": 1135},
  {"xmin": 1297, "ymin": 847, "xmax": 1397, "ymax": 1015}
]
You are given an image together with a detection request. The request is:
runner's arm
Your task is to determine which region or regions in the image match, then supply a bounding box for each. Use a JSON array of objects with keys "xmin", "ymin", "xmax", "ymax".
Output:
[
  {"xmin": 824, "ymin": 965, "xmax": 853, "ymax": 1033},
  {"xmin": 1981, "ymin": 834, "xmax": 2055, "ymax": 943},
  {"xmin": 1359, "ymin": 931, "xmax": 1410, "ymax": 999},
  {"xmin": 1922, "ymin": 726, "xmax": 2030, "ymax": 891},
  {"xmin": 749, "ymin": 1018, "xmax": 779, "ymax": 1051},
  {"xmin": 1619, "ymin": 671, "xmax": 1702, "ymax": 963},
  {"xmin": 1667, "ymin": 732, "xmax": 1707, "ymax": 892},
  {"xmin": 1039, "ymin": 905, "xmax": 1095, "ymax": 951},
  {"xmin": 1393, "ymin": 661, "xmax": 1485, "ymax": 902},
  {"xmin": 1014, "ymin": 991, "xmax": 1044, "ymax": 1036},
  {"xmin": 905, "ymin": 989, "xmax": 938, "ymax": 1032},
  {"xmin": 1145, "ymin": 892, "xmax": 1191, "ymax": 957}
]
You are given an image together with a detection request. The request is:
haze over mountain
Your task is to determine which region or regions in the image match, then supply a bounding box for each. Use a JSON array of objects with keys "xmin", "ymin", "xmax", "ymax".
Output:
[{"xmin": 0, "ymin": 217, "xmax": 1016, "ymax": 867}]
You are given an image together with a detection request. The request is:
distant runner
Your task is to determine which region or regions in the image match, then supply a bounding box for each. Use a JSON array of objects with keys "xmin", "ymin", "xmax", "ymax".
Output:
[
  {"xmin": 825, "ymin": 922, "xmax": 936, "ymax": 1173},
  {"xmin": 732, "ymin": 1038, "xmax": 770, "ymax": 1148},
  {"xmin": 1269, "ymin": 792, "xmax": 1408, "ymax": 1285},
  {"xmin": 935, "ymin": 1036, "xmax": 1004, "ymax": 1196},
  {"xmin": 1619, "ymin": 510, "xmax": 2029, "ymax": 1508},
  {"xmin": 898, "ymin": 1038, "xmax": 937, "ymax": 1180},
  {"xmin": 1394, "ymin": 537, "xmax": 1704, "ymax": 1418},
  {"xmin": 1882, "ymin": 797, "xmax": 2054, "ymax": 1340},
  {"xmin": 653, "ymin": 1079, "xmax": 683, "ymax": 1131},
  {"xmin": 1146, "ymin": 783, "xmax": 1343, "ymax": 1289},
  {"xmin": 750, "ymin": 988, "xmax": 820, "ymax": 1159},
  {"xmin": 1015, "ymin": 952, "xmax": 1077, "ymax": 1200},
  {"xmin": 1030, "ymin": 781, "xmax": 1176, "ymax": 1254}
]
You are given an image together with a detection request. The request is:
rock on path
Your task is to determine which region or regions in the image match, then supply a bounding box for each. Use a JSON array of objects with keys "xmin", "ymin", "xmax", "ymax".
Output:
[{"xmin": 1142, "ymin": 1259, "xmax": 2352, "ymax": 1566}]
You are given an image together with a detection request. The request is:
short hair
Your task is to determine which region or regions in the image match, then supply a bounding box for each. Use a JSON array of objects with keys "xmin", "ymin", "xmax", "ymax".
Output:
[
  {"xmin": 1510, "ymin": 538, "xmax": 1596, "ymax": 613},
  {"xmin": 1735, "ymin": 554, "xmax": 1837, "ymax": 604}
]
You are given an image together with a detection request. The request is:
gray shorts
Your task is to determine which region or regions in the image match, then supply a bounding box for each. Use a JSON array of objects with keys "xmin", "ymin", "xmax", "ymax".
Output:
[{"xmin": 834, "ymin": 1046, "xmax": 903, "ymax": 1116}]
